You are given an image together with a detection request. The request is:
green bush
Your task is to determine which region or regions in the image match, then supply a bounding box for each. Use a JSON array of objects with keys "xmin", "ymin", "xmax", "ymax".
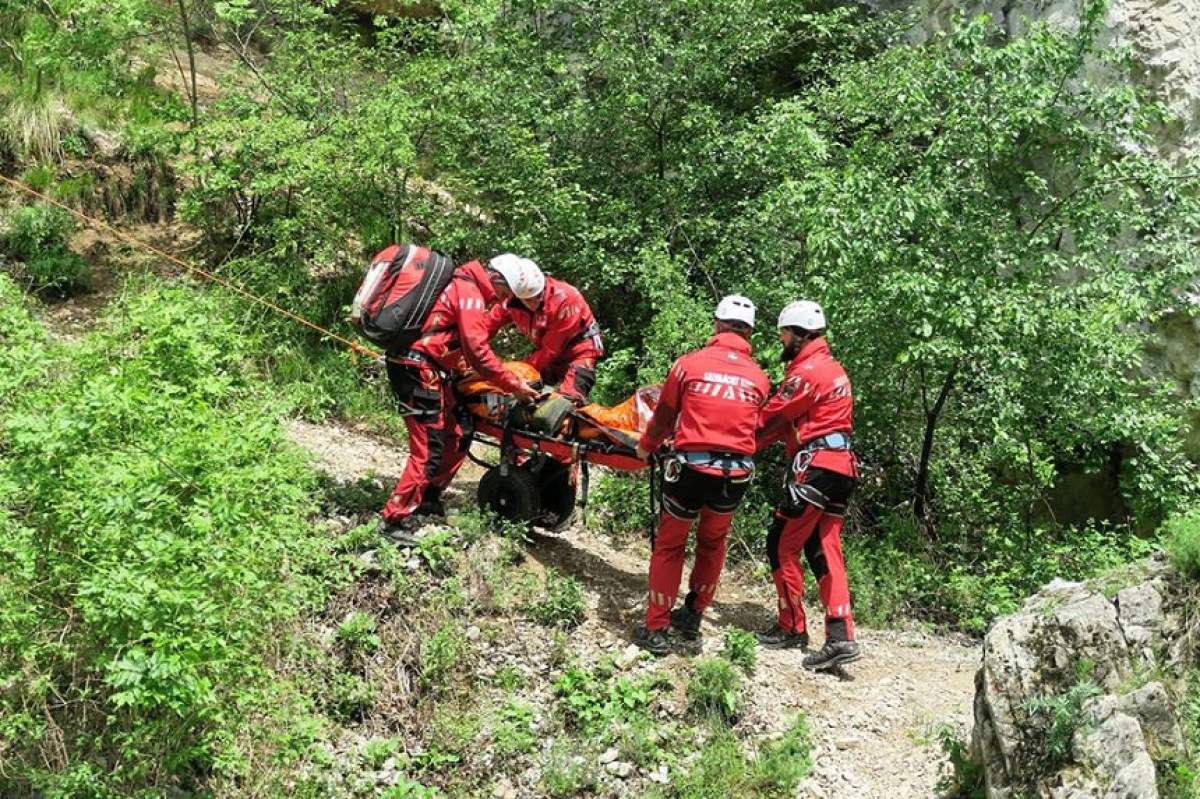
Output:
[
  {"xmin": 751, "ymin": 715, "xmax": 814, "ymax": 796},
  {"xmin": 666, "ymin": 715, "xmax": 812, "ymax": 799},
  {"xmin": 491, "ymin": 700, "xmax": 537, "ymax": 757},
  {"xmin": 1025, "ymin": 661, "xmax": 1102, "ymax": 772},
  {"xmin": 420, "ymin": 621, "xmax": 470, "ymax": 694},
  {"xmin": 337, "ymin": 611, "xmax": 381, "ymax": 655},
  {"xmin": 722, "ymin": 628, "xmax": 758, "ymax": 675},
  {"xmin": 1164, "ymin": 509, "xmax": 1200, "ymax": 579},
  {"xmin": 687, "ymin": 658, "xmax": 741, "ymax": 723},
  {"xmin": 528, "ymin": 568, "xmax": 587, "ymax": 629},
  {"xmin": 0, "ymin": 203, "xmax": 88, "ymax": 294},
  {"xmin": 0, "ymin": 280, "xmax": 333, "ymax": 795},
  {"xmin": 936, "ymin": 724, "xmax": 986, "ymax": 799},
  {"xmin": 554, "ymin": 662, "xmax": 666, "ymax": 736}
]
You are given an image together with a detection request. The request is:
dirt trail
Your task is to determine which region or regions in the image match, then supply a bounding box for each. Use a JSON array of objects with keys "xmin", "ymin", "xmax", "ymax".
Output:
[{"xmin": 288, "ymin": 419, "xmax": 980, "ymax": 799}]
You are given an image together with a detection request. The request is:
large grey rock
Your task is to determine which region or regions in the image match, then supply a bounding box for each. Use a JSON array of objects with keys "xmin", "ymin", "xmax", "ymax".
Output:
[
  {"xmin": 1070, "ymin": 696, "xmax": 1159, "ymax": 798},
  {"xmin": 1118, "ymin": 681, "xmax": 1185, "ymax": 757},
  {"xmin": 973, "ymin": 580, "xmax": 1132, "ymax": 798},
  {"xmin": 971, "ymin": 555, "xmax": 1196, "ymax": 798},
  {"xmin": 1116, "ymin": 580, "xmax": 1166, "ymax": 660}
]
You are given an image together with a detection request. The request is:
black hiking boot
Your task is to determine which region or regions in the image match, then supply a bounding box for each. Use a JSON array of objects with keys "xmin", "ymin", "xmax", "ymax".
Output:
[
  {"xmin": 756, "ymin": 624, "xmax": 810, "ymax": 651},
  {"xmin": 633, "ymin": 626, "xmax": 672, "ymax": 657},
  {"xmin": 415, "ymin": 489, "xmax": 446, "ymax": 518},
  {"xmin": 415, "ymin": 497, "xmax": 446, "ymax": 518},
  {"xmin": 670, "ymin": 606, "xmax": 703, "ymax": 641},
  {"xmin": 377, "ymin": 516, "xmax": 420, "ymax": 548},
  {"xmin": 802, "ymin": 639, "xmax": 862, "ymax": 671}
]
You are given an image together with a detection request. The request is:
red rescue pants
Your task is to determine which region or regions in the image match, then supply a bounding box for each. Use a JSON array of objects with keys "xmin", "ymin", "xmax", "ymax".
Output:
[
  {"xmin": 645, "ymin": 464, "xmax": 750, "ymax": 630},
  {"xmin": 541, "ymin": 356, "xmax": 598, "ymax": 402},
  {"xmin": 382, "ymin": 357, "xmax": 468, "ymax": 521},
  {"xmin": 768, "ymin": 467, "xmax": 857, "ymax": 641}
]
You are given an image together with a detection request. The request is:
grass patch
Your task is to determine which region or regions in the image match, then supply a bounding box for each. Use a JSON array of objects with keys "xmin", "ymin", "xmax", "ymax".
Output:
[
  {"xmin": 687, "ymin": 657, "xmax": 741, "ymax": 724},
  {"xmin": 1164, "ymin": 508, "xmax": 1200, "ymax": 579}
]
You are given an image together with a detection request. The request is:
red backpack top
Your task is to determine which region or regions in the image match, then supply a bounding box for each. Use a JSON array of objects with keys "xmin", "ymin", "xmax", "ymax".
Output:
[{"xmin": 351, "ymin": 244, "xmax": 456, "ymax": 353}]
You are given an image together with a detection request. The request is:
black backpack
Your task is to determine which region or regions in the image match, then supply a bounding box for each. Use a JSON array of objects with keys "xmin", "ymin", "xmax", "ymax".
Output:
[{"xmin": 351, "ymin": 244, "xmax": 456, "ymax": 352}]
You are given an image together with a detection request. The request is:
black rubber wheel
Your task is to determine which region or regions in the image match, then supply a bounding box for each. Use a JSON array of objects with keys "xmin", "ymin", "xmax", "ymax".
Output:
[
  {"xmin": 534, "ymin": 459, "xmax": 577, "ymax": 532},
  {"xmin": 478, "ymin": 464, "xmax": 541, "ymax": 522}
]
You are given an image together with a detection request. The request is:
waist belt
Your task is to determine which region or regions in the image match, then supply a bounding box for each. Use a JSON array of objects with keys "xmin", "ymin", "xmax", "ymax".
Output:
[
  {"xmin": 799, "ymin": 432, "xmax": 852, "ymax": 452},
  {"xmin": 567, "ymin": 320, "xmax": 603, "ymax": 352},
  {"xmin": 390, "ymin": 349, "xmax": 451, "ymax": 379},
  {"xmin": 677, "ymin": 451, "xmax": 755, "ymax": 472}
]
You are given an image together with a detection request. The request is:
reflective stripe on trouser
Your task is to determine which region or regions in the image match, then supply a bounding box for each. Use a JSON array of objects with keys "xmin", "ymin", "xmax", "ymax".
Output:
[
  {"xmin": 644, "ymin": 507, "xmax": 734, "ymax": 631},
  {"xmin": 382, "ymin": 370, "xmax": 467, "ymax": 521},
  {"xmin": 768, "ymin": 507, "xmax": 855, "ymax": 640}
]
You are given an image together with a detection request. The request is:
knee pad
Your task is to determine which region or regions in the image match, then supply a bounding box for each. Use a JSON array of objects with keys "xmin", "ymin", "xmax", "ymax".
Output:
[{"xmin": 765, "ymin": 515, "xmax": 786, "ymax": 571}]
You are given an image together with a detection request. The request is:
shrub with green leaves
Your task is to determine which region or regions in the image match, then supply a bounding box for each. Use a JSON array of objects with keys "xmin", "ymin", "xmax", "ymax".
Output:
[
  {"xmin": 0, "ymin": 281, "xmax": 333, "ymax": 795},
  {"xmin": 337, "ymin": 611, "xmax": 381, "ymax": 656},
  {"xmin": 491, "ymin": 700, "xmax": 537, "ymax": 757},
  {"xmin": 1163, "ymin": 508, "xmax": 1200, "ymax": 580},
  {"xmin": 528, "ymin": 568, "xmax": 587, "ymax": 629},
  {"xmin": 1025, "ymin": 662, "xmax": 1103, "ymax": 773},
  {"xmin": 752, "ymin": 715, "xmax": 814, "ymax": 797},
  {"xmin": 723, "ymin": 628, "xmax": 758, "ymax": 675},
  {"xmin": 687, "ymin": 658, "xmax": 741, "ymax": 724},
  {"xmin": 670, "ymin": 717, "xmax": 813, "ymax": 799},
  {"xmin": 420, "ymin": 621, "xmax": 470, "ymax": 694},
  {"xmin": 554, "ymin": 662, "xmax": 666, "ymax": 736},
  {"xmin": 0, "ymin": 203, "xmax": 88, "ymax": 293}
]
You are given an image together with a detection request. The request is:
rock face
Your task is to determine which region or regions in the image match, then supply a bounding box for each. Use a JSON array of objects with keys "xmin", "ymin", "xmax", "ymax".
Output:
[
  {"xmin": 910, "ymin": 0, "xmax": 1200, "ymax": 160},
  {"xmin": 970, "ymin": 554, "xmax": 1196, "ymax": 798}
]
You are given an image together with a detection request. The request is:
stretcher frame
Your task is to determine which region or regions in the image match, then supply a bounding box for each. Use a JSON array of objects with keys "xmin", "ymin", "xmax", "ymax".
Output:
[{"xmin": 471, "ymin": 418, "xmax": 648, "ymax": 473}]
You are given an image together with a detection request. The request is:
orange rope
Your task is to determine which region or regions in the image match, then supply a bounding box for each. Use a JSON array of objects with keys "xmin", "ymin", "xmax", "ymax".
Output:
[{"xmin": 0, "ymin": 173, "xmax": 384, "ymax": 362}]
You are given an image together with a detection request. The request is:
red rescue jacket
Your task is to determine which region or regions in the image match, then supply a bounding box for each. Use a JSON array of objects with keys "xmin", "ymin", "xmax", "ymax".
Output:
[
  {"xmin": 757, "ymin": 336, "xmax": 857, "ymax": 478},
  {"xmin": 484, "ymin": 276, "xmax": 603, "ymax": 375},
  {"xmin": 412, "ymin": 260, "xmax": 524, "ymax": 394},
  {"xmin": 638, "ymin": 333, "xmax": 770, "ymax": 458}
]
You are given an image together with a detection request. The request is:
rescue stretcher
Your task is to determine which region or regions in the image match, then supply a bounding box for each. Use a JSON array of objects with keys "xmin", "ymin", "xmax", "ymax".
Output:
[{"xmin": 456, "ymin": 362, "xmax": 658, "ymax": 529}]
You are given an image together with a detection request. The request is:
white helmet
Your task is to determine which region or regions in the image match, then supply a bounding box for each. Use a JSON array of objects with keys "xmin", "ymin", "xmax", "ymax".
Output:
[
  {"xmin": 777, "ymin": 300, "xmax": 826, "ymax": 331},
  {"xmin": 515, "ymin": 258, "xmax": 545, "ymax": 299},
  {"xmin": 714, "ymin": 294, "xmax": 756, "ymax": 327},
  {"xmin": 488, "ymin": 253, "xmax": 544, "ymax": 299}
]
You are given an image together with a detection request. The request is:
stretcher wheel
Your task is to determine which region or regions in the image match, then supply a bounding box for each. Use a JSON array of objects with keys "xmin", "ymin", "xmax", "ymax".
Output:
[
  {"xmin": 478, "ymin": 465, "xmax": 541, "ymax": 522},
  {"xmin": 535, "ymin": 459, "xmax": 576, "ymax": 532}
]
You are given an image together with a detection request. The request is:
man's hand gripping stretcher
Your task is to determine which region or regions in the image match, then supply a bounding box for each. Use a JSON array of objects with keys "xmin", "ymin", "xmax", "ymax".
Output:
[{"xmin": 457, "ymin": 361, "xmax": 661, "ymax": 453}]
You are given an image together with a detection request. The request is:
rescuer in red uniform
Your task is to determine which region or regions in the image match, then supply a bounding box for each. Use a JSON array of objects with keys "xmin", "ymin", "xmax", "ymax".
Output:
[
  {"xmin": 379, "ymin": 255, "xmax": 539, "ymax": 541},
  {"xmin": 632, "ymin": 295, "xmax": 770, "ymax": 656},
  {"xmin": 484, "ymin": 257, "xmax": 604, "ymax": 402},
  {"xmin": 755, "ymin": 300, "xmax": 861, "ymax": 671}
]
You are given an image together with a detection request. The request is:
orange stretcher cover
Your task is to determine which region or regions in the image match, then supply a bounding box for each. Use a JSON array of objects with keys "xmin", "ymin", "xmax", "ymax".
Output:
[{"xmin": 456, "ymin": 362, "xmax": 659, "ymax": 465}]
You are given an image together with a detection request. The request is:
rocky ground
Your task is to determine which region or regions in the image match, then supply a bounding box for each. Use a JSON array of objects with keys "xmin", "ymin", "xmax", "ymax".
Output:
[{"xmin": 287, "ymin": 419, "xmax": 981, "ymax": 799}]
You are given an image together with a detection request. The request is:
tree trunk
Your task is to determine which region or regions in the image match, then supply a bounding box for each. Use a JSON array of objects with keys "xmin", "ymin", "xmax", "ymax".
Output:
[
  {"xmin": 913, "ymin": 361, "xmax": 959, "ymax": 526},
  {"xmin": 176, "ymin": 0, "xmax": 199, "ymax": 132}
]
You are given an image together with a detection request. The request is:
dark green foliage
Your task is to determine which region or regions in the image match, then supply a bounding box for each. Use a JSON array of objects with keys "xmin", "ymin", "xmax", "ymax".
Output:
[
  {"xmin": 848, "ymin": 516, "xmax": 1157, "ymax": 632},
  {"xmin": 1, "ymin": 203, "xmax": 88, "ymax": 293},
  {"xmin": 0, "ymin": 280, "xmax": 333, "ymax": 795},
  {"xmin": 937, "ymin": 724, "xmax": 987, "ymax": 799}
]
